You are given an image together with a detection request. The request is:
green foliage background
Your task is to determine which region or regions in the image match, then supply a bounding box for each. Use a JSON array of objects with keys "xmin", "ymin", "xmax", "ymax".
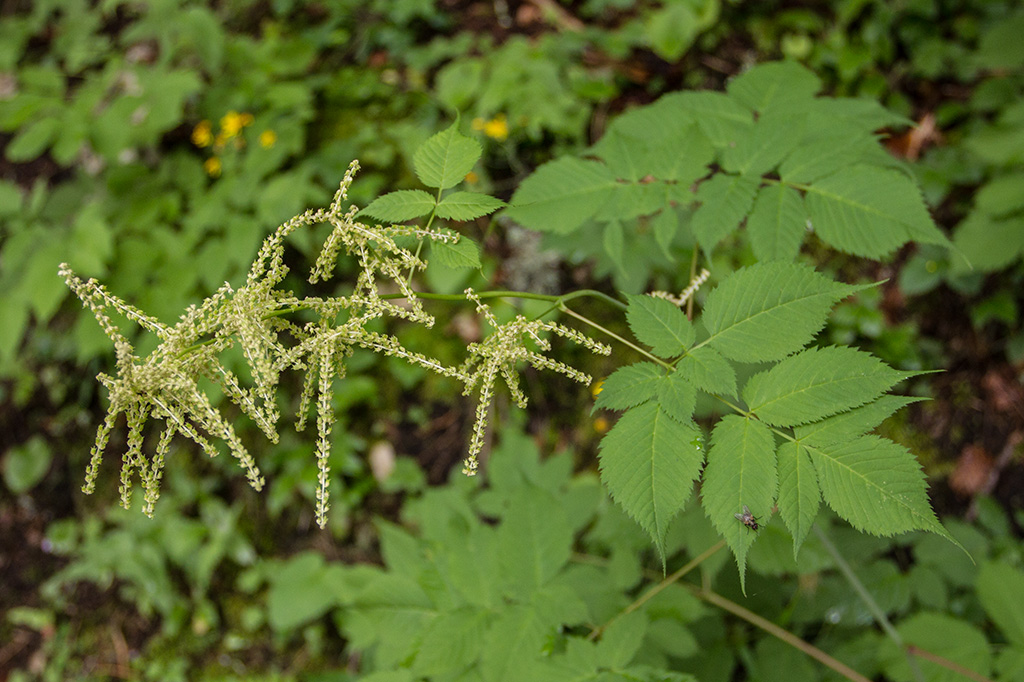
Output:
[{"xmin": 2, "ymin": 0, "xmax": 1024, "ymax": 681}]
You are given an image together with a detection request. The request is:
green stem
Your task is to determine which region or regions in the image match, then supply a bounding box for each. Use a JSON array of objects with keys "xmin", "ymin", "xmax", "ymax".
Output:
[
  {"xmin": 813, "ymin": 526, "xmax": 927, "ymax": 682},
  {"xmin": 560, "ymin": 306, "xmax": 672, "ymax": 370}
]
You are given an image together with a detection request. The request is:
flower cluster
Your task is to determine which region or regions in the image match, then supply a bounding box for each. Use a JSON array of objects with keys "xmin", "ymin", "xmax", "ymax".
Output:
[
  {"xmin": 62, "ymin": 161, "xmax": 608, "ymax": 527},
  {"xmin": 192, "ymin": 111, "xmax": 275, "ymax": 178}
]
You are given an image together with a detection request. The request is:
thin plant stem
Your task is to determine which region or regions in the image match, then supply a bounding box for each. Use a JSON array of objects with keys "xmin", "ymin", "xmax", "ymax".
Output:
[
  {"xmin": 686, "ymin": 246, "xmax": 699, "ymax": 321},
  {"xmin": 560, "ymin": 305, "xmax": 672, "ymax": 370},
  {"xmin": 813, "ymin": 525, "xmax": 927, "ymax": 682},
  {"xmin": 906, "ymin": 645, "xmax": 995, "ymax": 682}
]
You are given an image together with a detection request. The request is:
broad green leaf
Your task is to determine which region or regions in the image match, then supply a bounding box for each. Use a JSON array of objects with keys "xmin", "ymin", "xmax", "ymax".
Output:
[
  {"xmin": 440, "ymin": 525, "xmax": 501, "ymax": 608},
  {"xmin": 413, "ymin": 123, "xmax": 482, "ymax": 190},
  {"xmin": 595, "ymin": 610, "xmax": 648, "ymax": 668},
  {"xmin": 431, "ymin": 236, "xmax": 481, "ymax": 270},
  {"xmin": 626, "ymin": 294, "xmax": 695, "ymax": 358},
  {"xmin": 722, "ymin": 108, "xmax": 804, "ymax": 176},
  {"xmin": 657, "ymin": 371, "xmax": 697, "ymax": 424},
  {"xmin": 652, "ymin": 208, "xmax": 680, "ymax": 258},
  {"xmin": 361, "ymin": 190, "xmax": 436, "ymax": 222},
  {"xmin": 952, "ymin": 213, "xmax": 1024, "ymax": 273},
  {"xmin": 700, "ymin": 415, "xmax": 777, "ymax": 591},
  {"xmin": 266, "ymin": 552, "xmax": 344, "ymax": 633},
  {"xmin": 977, "ymin": 562, "xmax": 1024, "ymax": 646},
  {"xmin": 676, "ymin": 345, "xmax": 737, "ymax": 398},
  {"xmin": 505, "ymin": 157, "xmax": 617, "ymax": 233},
  {"xmin": 975, "ymin": 173, "xmax": 1024, "ymax": 217},
  {"xmin": 595, "ymin": 362, "xmax": 664, "ymax": 412},
  {"xmin": 746, "ymin": 184, "xmax": 806, "ymax": 262},
  {"xmin": 795, "ymin": 395, "xmax": 925, "ymax": 448},
  {"xmin": 778, "ymin": 131, "xmax": 888, "ymax": 185},
  {"xmin": 595, "ymin": 104, "xmax": 713, "ymax": 184},
  {"xmin": 413, "ymin": 608, "xmax": 490, "ymax": 676},
  {"xmin": 804, "ymin": 166, "xmax": 950, "ymax": 258},
  {"xmin": 599, "ymin": 402, "xmax": 704, "ymax": 560},
  {"xmin": 808, "ymin": 435, "xmax": 948, "ymax": 537},
  {"xmin": 691, "ymin": 173, "xmax": 760, "ymax": 254},
  {"xmin": 5, "ymin": 116, "xmax": 60, "ymax": 161},
  {"xmin": 673, "ymin": 91, "xmax": 753, "ymax": 147},
  {"xmin": 880, "ymin": 613, "xmax": 991, "ymax": 682},
  {"xmin": 702, "ymin": 261, "xmax": 867, "ymax": 363},
  {"xmin": 2, "ymin": 436, "xmax": 51, "ymax": 493},
  {"xmin": 603, "ymin": 220, "xmax": 626, "ymax": 275},
  {"xmin": 743, "ymin": 346, "xmax": 918, "ymax": 427},
  {"xmin": 726, "ymin": 61, "xmax": 821, "ymax": 113},
  {"xmin": 776, "ymin": 441, "xmax": 820, "ymax": 557},
  {"xmin": 645, "ymin": 2, "xmax": 699, "ymax": 61},
  {"xmin": 481, "ymin": 605, "xmax": 549, "ymax": 682},
  {"xmin": 496, "ymin": 486, "xmax": 573, "ymax": 599},
  {"xmin": 435, "ymin": 191, "xmax": 505, "ymax": 220}
]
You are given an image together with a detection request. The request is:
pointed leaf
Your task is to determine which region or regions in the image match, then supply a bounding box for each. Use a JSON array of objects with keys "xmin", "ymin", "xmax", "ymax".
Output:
[
  {"xmin": 977, "ymin": 562, "xmax": 1024, "ymax": 647},
  {"xmin": 776, "ymin": 440, "xmax": 820, "ymax": 556},
  {"xmin": 497, "ymin": 486, "xmax": 573, "ymax": 598},
  {"xmin": 726, "ymin": 61, "xmax": 821, "ymax": 112},
  {"xmin": 700, "ymin": 415, "xmax": 777, "ymax": 592},
  {"xmin": 702, "ymin": 261, "xmax": 867, "ymax": 363},
  {"xmin": 808, "ymin": 435, "xmax": 948, "ymax": 537},
  {"xmin": 795, "ymin": 395, "xmax": 925, "ymax": 448},
  {"xmin": 431, "ymin": 236, "xmax": 481, "ymax": 270},
  {"xmin": 599, "ymin": 402, "xmax": 705, "ymax": 560},
  {"xmin": 747, "ymin": 183, "xmax": 806, "ymax": 262},
  {"xmin": 361, "ymin": 190, "xmax": 437, "ymax": 222},
  {"xmin": 692, "ymin": 173, "xmax": 760, "ymax": 254},
  {"xmin": 626, "ymin": 294, "xmax": 695, "ymax": 358},
  {"xmin": 414, "ymin": 123, "xmax": 482, "ymax": 190},
  {"xmin": 505, "ymin": 157, "xmax": 618, "ymax": 233},
  {"xmin": 677, "ymin": 345, "xmax": 737, "ymax": 398},
  {"xmin": 594, "ymin": 362, "xmax": 664, "ymax": 412},
  {"xmin": 595, "ymin": 610, "xmax": 648, "ymax": 668},
  {"xmin": 435, "ymin": 191, "xmax": 505, "ymax": 220},
  {"xmin": 657, "ymin": 371, "xmax": 697, "ymax": 423},
  {"xmin": 673, "ymin": 91, "xmax": 753, "ymax": 147},
  {"xmin": 722, "ymin": 108, "xmax": 805, "ymax": 176},
  {"xmin": 804, "ymin": 166, "xmax": 950, "ymax": 258},
  {"xmin": 743, "ymin": 346, "xmax": 919, "ymax": 427}
]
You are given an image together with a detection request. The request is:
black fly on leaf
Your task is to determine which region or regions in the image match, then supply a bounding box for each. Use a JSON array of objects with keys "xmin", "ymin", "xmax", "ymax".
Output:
[{"xmin": 735, "ymin": 505, "xmax": 760, "ymax": 531}]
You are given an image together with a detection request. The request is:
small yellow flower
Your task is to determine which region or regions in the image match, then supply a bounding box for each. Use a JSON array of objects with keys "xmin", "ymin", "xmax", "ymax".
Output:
[
  {"xmin": 591, "ymin": 379, "xmax": 604, "ymax": 397},
  {"xmin": 482, "ymin": 114, "xmax": 508, "ymax": 141},
  {"xmin": 259, "ymin": 130, "xmax": 277, "ymax": 148},
  {"xmin": 191, "ymin": 120, "xmax": 212, "ymax": 148},
  {"xmin": 594, "ymin": 416, "xmax": 609, "ymax": 433},
  {"xmin": 203, "ymin": 157, "xmax": 222, "ymax": 177},
  {"xmin": 464, "ymin": 170, "xmax": 479, "ymax": 184},
  {"xmin": 220, "ymin": 110, "xmax": 251, "ymax": 137}
]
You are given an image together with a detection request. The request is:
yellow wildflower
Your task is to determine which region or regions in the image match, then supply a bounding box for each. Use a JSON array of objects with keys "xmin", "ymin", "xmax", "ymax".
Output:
[
  {"xmin": 482, "ymin": 114, "xmax": 509, "ymax": 141},
  {"xmin": 464, "ymin": 170, "xmax": 479, "ymax": 184},
  {"xmin": 220, "ymin": 110, "xmax": 252, "ymax": 137},
  {"xmin": 259, "ymin": 130, "xmax": 277, "ymax": 148},
  {"xmin": 591, "ymin": 379, "xmax": 604, "ymax": 397},
  {"xmin": 594, "ymin": 416, "xmax": 609, "ymax": 433},
  {"xmin": 191, "ymin": 120, "xmax": 212, "ymax": 148},
  {"xmin": 203, "ymin": 157, "xmax": 222, "ymax": 177}
]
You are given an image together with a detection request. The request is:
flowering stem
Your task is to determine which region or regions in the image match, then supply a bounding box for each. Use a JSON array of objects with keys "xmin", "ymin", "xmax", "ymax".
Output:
[{"xmin": 559, "ymin": 306, "xmax": 672, "ymax": 370}]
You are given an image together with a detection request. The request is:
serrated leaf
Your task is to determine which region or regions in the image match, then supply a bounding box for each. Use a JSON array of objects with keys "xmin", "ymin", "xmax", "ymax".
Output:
[
  {"xmin": 722, "ymin": 108, "xmax": 805, "ymax": 176},
  {"xmin": 700, "ymin": 415, "xmax": 777, "ymax": 592},
  {"xmin": 652, "ymin": 209, "xmax": 679, "ymax": 257},
  {"xmin": 677, "ymin": 345, "xmax": 737, "ymax": 398},
  {"xmin": 795, "ymin": 395, "xmax": 925, "ymax": 448},
  {"xmin": 808, "ymin": 435, "xmax": 948, "ymax": 537},
  {"xmin": 497, "ymin": 486, "xmax": 573, "ymax": 598},
  {"xmin": 726, "ymin": 61, "xmax": 821, "ymax": 112},
  {"xmin": 778, "ymin": 131, "xmax": 888, "ymax": 185},
  {"xmin": 413, "ymin": 123, "xmax": 482, "ymax": 190},
  {"xmin": 430, "ymin": 235, "xmax": 481, "ymax": 270},
  {"xmin": 413, "ymin": 608, "xmax": 489, "ymax": 676},
  {"xmin": 361, "ymin": 190, "xmax": 436, "ymax": 222},
  {"xmin": 657, "ymin": 371, "xmax": 697, "ymax": 423},
  {"xmin": 702, "ymin": 262, "xmax": 867, "ymax": 363},
  {"xmin": 599, "ymin": 402, "xmax": 705, "ymax": 561},
  {"xmin": 481, "ymin": 605, "xmax": 548, "ymax": 682},
  {"xmin": 435, "ymin": 191, "xmax": 505, "ymax": 220},
  {"xmin": 603, "ymin": 220, "xmax": 626, "ymax": 275},
  {"xmin": 596, "ymin": 610, "xmax": 648, "ymax": 668},
  {"xmin": 776, "ymin": 440, "xmax": 820, "ymax": 557},
  {"xmin": 626, "ymin": 294, "xmax": 695, "ymax": 358},
  {"xmin": 743, "ymin": 346, "xmax": 918, "ymax": 427},
  {"xmin": 804, "ymin": 166, "xmax": 950, "ymax": 258},
  {"xmin": 747, "ymin": 184, "xmax": 806, "ymax": 262},
  {"xmin": 594, "ymin": 362, "xmax": 664, "ymax": 412},
  {"xmin": 673, "ymin": 91, "xmax": 753, "ymax": 147},
  {"xmin": 505, "ymin": 157, "xmax": 618, "ymax": 233},
  {"xmin": 691, "ymin": 173, "xmax": 760, "ymax": 254}
]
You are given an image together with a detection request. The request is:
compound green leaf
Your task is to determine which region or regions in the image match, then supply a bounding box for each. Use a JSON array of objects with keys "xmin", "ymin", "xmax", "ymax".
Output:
[
  {"xmin": 722, "ymin": 108, "xmax": 804, "ymax": 176},
  {"xmin": 701, "ymin": 415, "xmax": 777, "ymax": 592},
  {"xmin": 481, "ymin": 605, "xmax": 549, "ymax": 682},
  {"xmin": 595, "ymin": 362, "xmax": 664, "ymax": 412},
  {"xmin": 431, "ymin": 235, "xmax": 481, "ymax": 270},
  {"xmin": 776, "ymin": 440, "xmax": 820, "ymax": 557},
  {"xmin": 657, "ymin": 371, "xmax": 697, "ymax": 424},
  {"xmin": 413, "ymin": 123, "xmax": 482, "ymax": 190},
  {"xmin": 505, "ymin": 157, "xmax": 618, "ymax": 233},
  {"xmin": 746, "ymin": 184, "xmax": 806, "ymax": 262},
  {"xmin": 702, "ymin": 262, "xmax": 867, "ymax": 363},
  {"xmin": 676, "ymin": 345, "xmax": 737, "ymax": 398},
  {"xmin": 435, "ymin": 191, "xmax": 505, "ymax": 220},
  {"xmin": 673, "ymin": 91, "xmax": 753, "ymax": 147},
  {"xmin": 599, "ymin": 402, "xmax": 705, "ymax": 561},
  {"xmin": 804, "ymin": 166, "xmax": 950, "ymax": 258},
  {"xmin": 361, "ymin": 190, "xmax": 436, "ymax": 222},
  {"xmin": 808, "ymin": 435, "xmax": 950, "ymax": 538},
  {"xmin": 626, "ymin": 294, "xmax": 695, "ymax": 358},
  {"xmin": 497, "ymin": 486, "xmax": 573, "ymax": 599},
  {"xmin": 743, "ymin": 346, "xmax": 919, "ymax": 427},
  {"xmin": 795, "ymin": 395, "xmax": 925, "ymax": 448},
  {"xmin": 692, "ymin": 173, "xmax": 760, "ymax": 255},
  {"xmin": 413, "ymin": 608, "xmax": 490, "ymax": 677}
]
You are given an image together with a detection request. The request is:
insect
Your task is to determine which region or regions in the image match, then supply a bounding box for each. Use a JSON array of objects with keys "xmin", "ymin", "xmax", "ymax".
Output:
[{"xmin": 734, "ymin": 505, "xmax": 760, "ymax": 531}]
